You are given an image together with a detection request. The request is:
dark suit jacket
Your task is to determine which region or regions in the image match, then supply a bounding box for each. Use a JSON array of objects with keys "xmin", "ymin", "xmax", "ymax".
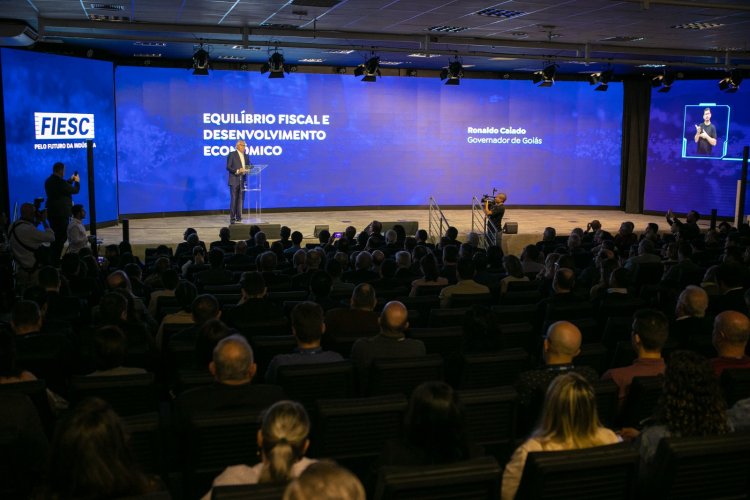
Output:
[
  {"xmin": 226, "ymin": 150, "xmax": 250, "ymax": 186},
  {"xmin": 324, "ymin": 307, "xmax": 380, "ymax": 340},
  {"xmin": 44, "ymin": 174, "xmax": 80, "ymax": 217},
  {"xmin": 223, "ymin": 298, "xmax": 285, "ymax": 329}
]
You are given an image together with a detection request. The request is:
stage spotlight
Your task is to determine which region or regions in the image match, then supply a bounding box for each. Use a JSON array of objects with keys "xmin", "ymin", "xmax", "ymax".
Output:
[
  {"xmin": 533, "ymin": 64, "xmax": 557, "ymax": 87},
  {"xmin": 354, "ymin": 55, "xmax": 381, "ymax": 82},
  {"xmin": 261, "ymin": 50, "xmax": 290, "ymax": 78},
  {"xmin": 718, "ymin": 69, "xmax": 742, "ymax": 93},
  {"xmin": 439, "ymin": 58, "xmax": 463, "ymax": 85},
  {"xmin": 192, "ymin": 45, "xmax": 210, "ymax": 75},
  {"xmin": 589, "ymin": 68, "xmax": 613, "ymax": 91}
]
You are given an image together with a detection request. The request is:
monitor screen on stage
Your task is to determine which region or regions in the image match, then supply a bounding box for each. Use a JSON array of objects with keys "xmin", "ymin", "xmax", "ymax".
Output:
[
  {"xmin": 1, "ymin": 48, "xmax": 118, "ymax": 224},
  {"xmin": 115, "ymin": 67, "xmax": 623, "ymax": 214},
  {"xmin": 644, "ymin": 79, "xmax": 750, "ymax": 217}
]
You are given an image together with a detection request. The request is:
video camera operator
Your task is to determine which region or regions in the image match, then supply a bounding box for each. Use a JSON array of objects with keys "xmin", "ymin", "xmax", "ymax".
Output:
[
  {"xmin": 45, "ymin": 161, "xmax": 80, "ymax": 264},
  {"xmin": 483, "ymin": 190, "xmax": 507, "ymax": 247},
  {"xmin": 8, "ymin": 202, "xmax": 55, "ymax": 286}
]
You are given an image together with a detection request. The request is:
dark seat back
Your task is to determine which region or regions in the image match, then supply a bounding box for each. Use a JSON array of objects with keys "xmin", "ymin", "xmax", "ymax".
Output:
[
  {"xmin": 69, "ymin": 373, "xmax": 157, "ymax": 417},
  {"xmin": 458, "ymin": 386, "xmax": 517, "ymax": 458},
  {"xmin": 650, "ymin": 432, "xmax": 750, "ymax": 500},
  {"xmin": 374, "ymin": 456, "xmax": 500, "ymax": 500},
  {"xmin": 516, "ymin": 443, "xmax": 639, "ymax": 500},
  {"xmin": 313, "ymin": 394, "xmax": 408, "ymax": 461},
  {"xmin": 121, "ymin": 412, "xmax": 163, "ymax": 475},
  {"xmin": 620, "ymin": 375, "xmax": 663, "ymax": 427},
  {"xmin": 428, "ymin": 307, "xmax": 470, "ymax": 327},
  {"xmin": 720, "ymin": 368, "xmax": 750, "ymax": 407},
  {"xmin": 0, "ymin": 379, "xmax": 55, "ymax": 436},
  {"xmin": 408, "ymin": 326, "xmax": 464, "ymax": 358},
  {"xmin": 459, "ymin": 349, "xmax": 529, "ymax": 389},
  {"xmin": 368, "ymin": 354, "xmax": 444, "ymax": 397},
  {"xmin": 249, "ymin": 336, "xmax": 297, "ymax": 383},
  {"xmin": 593, "ymin": 379, "xmax": 619, "ymax": 428},
  {"xmin": 211, "ymin": 483, "xmax": 288, "ymax": 500},
  {"xmin": 276, "ymin": 361, "xmax": 355, "ymax": 411},
  {"xmin": 449, "ymin": 293, "xmax": 494, "ymax": 308}
]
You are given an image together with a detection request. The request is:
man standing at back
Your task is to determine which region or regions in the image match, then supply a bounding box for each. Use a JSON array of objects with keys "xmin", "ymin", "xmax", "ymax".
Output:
[
  {"xmin": 45, "ymin": 162, "xmax": 80, "ymax": 264},
  {"xmin": 226, "ymin": 140, "xmax": 250, "ymax": 224}
]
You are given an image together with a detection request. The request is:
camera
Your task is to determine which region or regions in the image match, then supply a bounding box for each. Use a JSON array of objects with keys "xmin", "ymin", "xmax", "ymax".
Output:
[
  {"xmin": 32, "ymin": 197, "xmax": 46, "ymax": 221},
  {"xmin": 481, "ymin": 188, "xmax": 498, "ymax": 207},
  {"xmin": 333, "ymin": 232, "xmax": 343, "ymax": 239}
]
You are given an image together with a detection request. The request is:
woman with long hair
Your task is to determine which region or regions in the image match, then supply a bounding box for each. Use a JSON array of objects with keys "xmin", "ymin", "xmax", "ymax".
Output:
[
  {"xmin": 379, "ymin": 381, "xmax": 475, "ymax": 466},
  {"xmin": 500, "ymin": 255, "xmax": 529, "ymax": 295},
  {"xmin": 632, "ymin": 350, "xmax": 729, "ymax": 476},
  {"xmin": 204, "ymin": 401, "xmax": 315, "ymax": 499},
  {"xmin": 502, "ymin": 373, "xmax": 619, "ymax": 499},
  {"xmin": 38, "ymin": 398, "xmax": 154, "ymax": 499}
]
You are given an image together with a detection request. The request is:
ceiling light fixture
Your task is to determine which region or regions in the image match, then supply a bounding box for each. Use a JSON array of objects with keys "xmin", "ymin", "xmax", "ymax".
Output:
[
  {"xmin": 533, "ymin": 63, "xmax": 557, "ymax": 87},
  {"xmin": 718, "ymin": 69, "xmax": 742, "ymax": 93},
  {"xmin": 192, "ymin": 44, "xmax": 210, "ymax": 76},
  {"xmin": 354, "ymin": 54, "xmax": 381, "ymax": 82},
  {"xmin": 588, "ymin": 68, "xmax": 613, "ymax": 91},
  {"xmin": 261, "ymin": 48, "xmax": 291, "ymax": 78},
  {"xmin": 440, "ymin": 57, "xmax": 463, "ymax": 86}
]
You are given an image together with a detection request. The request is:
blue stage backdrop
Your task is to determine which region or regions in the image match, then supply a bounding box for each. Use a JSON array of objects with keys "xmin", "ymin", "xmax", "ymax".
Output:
[
  {"xmin": 115, "ymin": 67, "xmax": 623, "ymax": 214},
  {"xmin": 644, "ymin": 80, "xmax": 750, "ymax": 217},
  {"xmin": 1, "ymin": 48, "xmax": 118, "ymax": 224}
]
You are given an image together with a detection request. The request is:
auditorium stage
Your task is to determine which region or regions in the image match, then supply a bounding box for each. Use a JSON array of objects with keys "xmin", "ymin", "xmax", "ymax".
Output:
[{"xmin": 94, "ymin": 208, "xmax": 694, "ymax": 259}]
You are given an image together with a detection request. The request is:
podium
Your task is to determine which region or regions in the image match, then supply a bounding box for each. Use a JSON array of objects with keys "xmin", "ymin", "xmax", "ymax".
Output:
[{"xmin": 242, "ymin": 164, "xmax": 267, "ymax": 223}]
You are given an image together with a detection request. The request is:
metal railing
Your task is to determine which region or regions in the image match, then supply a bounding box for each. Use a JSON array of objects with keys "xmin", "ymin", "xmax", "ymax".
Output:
[
  {"xmin": 428, "ymin": 197, "xmax": 450, "ymax": 245},
  {"xmin": 471, "ymin": 196, "xmax": 496, "ymax": 248}
]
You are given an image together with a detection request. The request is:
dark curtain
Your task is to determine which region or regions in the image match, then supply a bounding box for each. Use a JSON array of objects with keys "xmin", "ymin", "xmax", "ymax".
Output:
[{"xmin": 621, "ymin": 80, "xmax": 652, "ymax": 213}]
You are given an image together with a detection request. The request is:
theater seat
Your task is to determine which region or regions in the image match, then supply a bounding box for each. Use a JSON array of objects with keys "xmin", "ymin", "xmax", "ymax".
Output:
[
  {"xmin": 276, "ymin": 361, "xmax": 355, "ymax": 411},
  {"xmin": 515, "ymin": 443, "xmax": 639, "ymax": 500},
  {"xmin": 649, "ymin": 432, "xmax": 750, "ymax": 499},
  {"xmin": 211, "ymin": 483, "xmax": 288, "ymax": 500},
  {"xmin": 374, "ymin": 456, "xmax": 500, "ymax": 500},
  {"xmin": 367, "ymin": 354, "xmax": 444, "ymax": 397},
  {"xmin": 619, "ymin": 375, "xmax": 663, "ymax": 428},
  {"xmin": 69, "ymin": 373, "xmax": 158, "ymax": 417}
]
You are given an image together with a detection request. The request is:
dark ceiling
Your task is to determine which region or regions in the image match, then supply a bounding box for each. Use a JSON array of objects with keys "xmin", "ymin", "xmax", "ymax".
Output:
[{"xmin": 3, "ymin": 0, "xmax": 750, "ymax": 80}]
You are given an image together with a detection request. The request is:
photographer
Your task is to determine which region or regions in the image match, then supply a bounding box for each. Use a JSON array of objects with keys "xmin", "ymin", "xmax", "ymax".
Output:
[
  {"xmin": 483, "ymin": 191, "xmax": 507, "ymax": 246},
  {"xmin": 8, "ymin": 202, "xmax": 55, "ymax": 286},
  {"xmin": 45, "ymin": 162, "xmax": 80, "ymax": 264}
]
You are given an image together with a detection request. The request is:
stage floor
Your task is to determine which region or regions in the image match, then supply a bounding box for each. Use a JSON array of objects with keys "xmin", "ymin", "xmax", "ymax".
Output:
[{"xmin": 94, "ymin": 208, "xmax": 692, "ymax": 258}]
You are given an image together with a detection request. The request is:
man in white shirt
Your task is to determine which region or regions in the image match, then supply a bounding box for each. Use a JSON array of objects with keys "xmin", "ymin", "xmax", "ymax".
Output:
[{"xmin": 66, "ymin": 204, "xmax": 89, "ymax": 254}]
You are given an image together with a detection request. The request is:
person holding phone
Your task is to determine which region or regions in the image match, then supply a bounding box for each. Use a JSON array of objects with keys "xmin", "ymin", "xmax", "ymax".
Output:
[
  {"xmin": 44, "ymin": 161, "xmax": 80, "ymax": 264},
  {"xmin": 694, "ymin": 107, "xmax": 717, "ymax": 155}
]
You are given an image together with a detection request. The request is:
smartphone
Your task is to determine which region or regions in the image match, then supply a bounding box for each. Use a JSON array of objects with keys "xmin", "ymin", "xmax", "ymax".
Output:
[
  {"xmin": 333, "ymin": 232, "xmax": 343, "ymax": 238},
  {"xmin": 97, "ymin": 256, "xmax": 105, "ymax": 264}
]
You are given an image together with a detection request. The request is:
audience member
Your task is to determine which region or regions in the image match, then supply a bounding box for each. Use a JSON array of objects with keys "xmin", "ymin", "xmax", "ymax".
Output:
[
  {"xmin": 601, "ymin": 310, "xmax": 668, "ymax": 404},
  {"xmin": 409, "ymin": 254, "xmax": 449, "ymax": 297},
  {"xmin": 500, "ymin": 254, "xmax": 529, "ymax": 294},
  {"xmin": 265, "ymin": 302, "xmax": 343, "ymax": 383},
  {"xmin": 324, "ymin": 283, "xmax": 379, "ymax": 342},
  {"xmin": 89, "ymin": 325, "xmax": 147, "ymax": 376},
  {"xmin": 710, "ymin": 310, "xmax": 750, "ymax": 375},
  {"xmin": 666, "ymin": 209, "xmax": 701, "ymax": 242},
  {"xmin": 176, "ymin": 335, "xmax": 285, "ymax": 420},
  {"xmin": 439, "ymin": 258, "xmax": 490, "ymax": 308},
  {"xmin": 502, "ymin": 373, "xmax": 619, "ymax": 500},
  {"xmin": 204, "ymin": 400, "xmax": 315, "ymax": 498},
  {"xmin": 223, "ymin": 272, "xmax": 284, "ymax": 329},
  {"xmin": 283, "ymin": 461, "xmax": 365, "ymax": 500},
  {"xmin": 350, "ymin": 301, "xmax": 426, "ymax": 383}
]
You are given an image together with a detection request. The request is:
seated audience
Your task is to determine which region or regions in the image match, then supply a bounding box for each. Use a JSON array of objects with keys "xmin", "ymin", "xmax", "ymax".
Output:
[
  {"xmin": 88, "ymin": 325, "xmax": 147, "ymax": 376},
  {"xmin": 204, "ymin": 400, "xmax": 316, "ymax": 498},
  {"xmin": 350, "ymin": 301, "xmax": 426, "ymax": 383},
  {"xmin": 222, "ymin": 272, "xmax": 284, "ymax": 329},
  {"xmin": 324, "ymin": 283, "xmax": 379, "ymax": 342},
  {"xmin": 209, "ymin": 226, "xmax": 236, "ymax": 253},
  {"xmin": 265, "ymin": 302, "xmax": 343, "ymax": 384},
  {"xmin": 378, "ymin": 381, "xmax": 479, "ymax": 466},
  {"xmin": 409, "ymin": 254, "xmax": 449, "ymax": 297},
  {"xmin": 671, "ymin": 285, "xmax": 712, "ymax": 352},
  {"xmin": 500, "ymin": 254, "xmax": 529, "ymax": 295},
  {"xmin": 156, "ymin": 280, "xmax": 197, "ymax": 344},
  {"xmin": 438, "ymin": 258, "xmax": 490, "ymax": 308},
  {"xmin": 710, "ymin": 310, "xmax": 750, "ymax": 376},
  {"xmin": 176, "ymin": 334, "xmax": 285, "ymax": 421},
  {"xmin": 195, "ymin": 247, "xmax": 234, "ymax": 287},
  {"xmin": 283, "ymin": 461, "xmax": 365, "ymax": 500},
  {"xmin": 601, "ymin": 310, "xmax": 668, "ymax": 405},
  {"xmin": 502, "ymin": 373, "xmax": 620, "ymax": 500},
  {"xmin": 627, "ymin": 351, "xmax": 729, "ymax": 486},
  {"xmin": 39, "ymin": 398, "xmax": 160, "ymax": 499}
]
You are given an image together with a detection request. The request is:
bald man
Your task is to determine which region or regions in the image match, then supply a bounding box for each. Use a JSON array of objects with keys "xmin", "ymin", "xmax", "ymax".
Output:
[
  {"xmin": 514, "ymin": 321, "xmax": 599, "ymax": 433},
  {"xmin": 175, "ymin": 334, "xmax": 285, "ymax": 421},
  {"xmin": 671, "ymin": 285, "xmax": 712, "ymax": 352},
  {"xmin": 350, "ymin": 300, "xmax": 426, "ymax": 385},
  {"xmin": 711, "ymin": 310, "xmax": 750, "ymax": 376}
]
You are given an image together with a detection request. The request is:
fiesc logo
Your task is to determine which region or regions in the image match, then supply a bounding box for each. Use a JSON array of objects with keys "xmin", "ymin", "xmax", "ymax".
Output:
[{"xmin": 34, "ymin": 112, "xmax": 95, "ymax": 140}]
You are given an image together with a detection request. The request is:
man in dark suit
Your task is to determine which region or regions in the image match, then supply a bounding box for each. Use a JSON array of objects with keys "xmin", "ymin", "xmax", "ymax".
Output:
[
  {"xmin": 44, "ymin": 162, "xmax": 80, "ymax": 264},
  {"xmin": 226, "ymin": 140, "xmax": 250, "ymax": 223}
]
